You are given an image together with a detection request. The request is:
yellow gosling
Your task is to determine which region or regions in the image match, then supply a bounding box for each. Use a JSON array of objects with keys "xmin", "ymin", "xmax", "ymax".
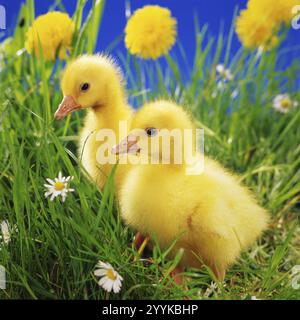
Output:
[
  {"xmin": 55, "ymin": 54, "xmax": 132, "ymax": 191},
  {"xmin": 114, "ymin": 100, "xmax": 269, "ymax": 281}
]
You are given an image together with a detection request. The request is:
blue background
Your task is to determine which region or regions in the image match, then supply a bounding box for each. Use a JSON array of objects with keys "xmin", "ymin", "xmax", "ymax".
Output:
[{"xmin": 1, "ymin": 0, "xmax": 299, "ymax": 66}]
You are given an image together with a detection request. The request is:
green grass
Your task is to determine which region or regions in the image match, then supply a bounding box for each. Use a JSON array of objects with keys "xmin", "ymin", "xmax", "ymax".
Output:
[{"xmin": 0, "ymin": 0, "xmax": 300, "ymax": 300}]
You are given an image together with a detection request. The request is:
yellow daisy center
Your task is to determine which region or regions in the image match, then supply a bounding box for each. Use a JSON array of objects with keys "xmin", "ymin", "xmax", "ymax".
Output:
[
  {"xmin": 54, "ymin": 181, "xmax": 65, "ymax": 191},
  {"xmin": 280, "ymin": 98, "xmax": 291, "ymax": 109},
  {"xmin": 106, "ymin": 269, "xmax": 117, "ymax": 280}
]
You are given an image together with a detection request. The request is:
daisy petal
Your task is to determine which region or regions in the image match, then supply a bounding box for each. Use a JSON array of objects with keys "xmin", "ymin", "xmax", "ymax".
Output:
[
  {"xmin": 46, "ymin": 178, "xmax": 55, "ymax": 185},
  {"xmin": 94, "ymin": 269, "xmax": 107, "ymax": 277}
]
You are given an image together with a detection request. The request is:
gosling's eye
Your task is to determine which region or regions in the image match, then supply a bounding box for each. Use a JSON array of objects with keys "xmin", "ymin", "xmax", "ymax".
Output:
[
  {"xmin": 80, "ymin": 83, "xmax": 90, "ymax": 92},
  {"xmin": 145, "ymin": 127, "xmax": 158, "ymax": 137}
]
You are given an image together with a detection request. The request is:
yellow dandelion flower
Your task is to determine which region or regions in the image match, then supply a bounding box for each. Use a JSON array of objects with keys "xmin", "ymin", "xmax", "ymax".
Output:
[
  {"xmin": 236, "ymin": 0, "xmax": 299, "ymax": 49},
  {"xmin": 125, "ymin": 5, "xmax": 177, "ymax": 60},
  {"xmin": 236, "ymin": 8, "xmax": 277, "ymax": 49},
  {"xmin": 25, "ymin": 12, "xmax": 75, "ymax": 61},
  {"xmin": 248, "ymin": 0, "xmax": 299, "ymax": 25}
]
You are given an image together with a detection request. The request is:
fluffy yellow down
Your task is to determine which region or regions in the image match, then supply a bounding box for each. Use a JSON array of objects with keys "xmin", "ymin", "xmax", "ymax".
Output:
[
  {"xmin": 125, "ymin": 5, "xmax": 177, "ymax": 60},
  {"xmin": 60, "ymin": 55, "xmax": 132, "ymax": 191},
  {"xmin": 120, "ymin": 101, "xmax": 269, "ymax": 278},
  {"xmin": 25, "ymin": 12, "xmax": 74, "ymax": 61}
]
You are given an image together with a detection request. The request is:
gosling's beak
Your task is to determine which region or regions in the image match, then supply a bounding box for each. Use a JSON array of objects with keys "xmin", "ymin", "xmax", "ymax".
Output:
[
  {"xmin": 54, "ymin": 96, "xmax": 81, "ymax": 120},
  {"xmin": 111, "ymin": 134, "xmax": 140, "ymax": 155}
]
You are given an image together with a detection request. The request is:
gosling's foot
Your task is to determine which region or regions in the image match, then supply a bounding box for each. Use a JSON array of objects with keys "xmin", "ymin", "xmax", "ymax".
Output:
[
  {"xmin": 170, "ymin": 266, "xmax": 185, "ymax": 286},
  {"xmin": 169, "ymin": 266, "xmax": 190, "ymax": 299},
  {"xmin": 132, "ymin": 232, "xmax": 150, "ymax": 261}
]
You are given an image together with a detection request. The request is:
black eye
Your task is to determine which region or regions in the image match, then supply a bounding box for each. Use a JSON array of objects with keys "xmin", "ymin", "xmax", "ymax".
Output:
[
  {"xmin": 80, "ymin": 83, "xmax": 90, "ymax": 92},
  {"xmin": 145, "ymin": 127, "xmax": 158, "ymax": 137}
]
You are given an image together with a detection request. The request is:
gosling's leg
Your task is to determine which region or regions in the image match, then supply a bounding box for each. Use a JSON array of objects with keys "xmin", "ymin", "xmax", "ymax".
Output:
[
  {"xmin": 170, "ymin": 266, "xmax": 185, "ymax": 285},
  {"xmin": 211, "ymin": 263, "xmax": 226, "ymax": 282},
  {"xmin": 133, "ymin": 232, "xmax": 146, "ymax": 250},
  {"xmin": 132, "ymin": 232, "xmax": 151, "ymax": 261},
  {"xmin": 169, "ymin": 266, "xmax": 190, "ymax": 299}
]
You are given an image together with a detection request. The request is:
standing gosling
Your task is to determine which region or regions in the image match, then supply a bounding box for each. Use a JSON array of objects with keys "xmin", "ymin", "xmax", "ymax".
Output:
[
  {"xmin": 55, "ymin": 54, "xmax": 132, "ymax": 191},
  {"xmin": 113, "ymin": 100, "xmax": 269, "ymax": 280}
]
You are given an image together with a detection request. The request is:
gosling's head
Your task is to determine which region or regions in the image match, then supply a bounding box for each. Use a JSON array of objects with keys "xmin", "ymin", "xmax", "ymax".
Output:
[
  {"xmin": 113, "ymin": 100, "xmax": 196, "ymax": 165},
  {"xmin": 55, "ymin": 54, "xmax": 124, "ymax": 120}
]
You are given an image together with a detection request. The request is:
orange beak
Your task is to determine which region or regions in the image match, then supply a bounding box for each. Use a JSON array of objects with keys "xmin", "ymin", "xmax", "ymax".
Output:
[
  {"xmin": 54, "ymin": 96, "xmax": 81, "ymax": 120},
  {"xmin": 111, "ymin": 134, "xmax": 140, "ymax": 155}
]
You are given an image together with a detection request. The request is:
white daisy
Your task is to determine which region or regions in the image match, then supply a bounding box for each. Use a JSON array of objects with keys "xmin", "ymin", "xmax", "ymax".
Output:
[
  {"xmin": 0, "ymin": 220, "xmax": 17, "ymax": 246},
  {"xmin": 291, "ymin": 265, "xmax": 300, "ymax": 276},
  {"xmin": 273, "ymin": 94, "xmax": 298, "ymax": 114},
  {"xmin": 94, "ymin": 261, "xmax": 123, "ymax": 294},
  {"xmin": 16, "ymin": 48, "xmax": 26, "ymax": 57},
  {"xmin": 231, "ymin": 88, "xmax": 239, "ymax": 99},
  {"xmin": 216, "ymin": 64, "xmax": 234, "ymax": 81},
  {"xmin": 212, "ymin": 80, "xmax": 238, "ymax": 100},
  {"xmin": 211, "ymin": 80, "xmax": 226, "ymax": 98},
  {"xmin": 0, "ymin": 220, "xmax": 11, "ymax": 244},
  {"xmin": 251, "ymin": 296, "xmax": 261, "ymax": 300},
  {"xmin": 44, "ymin": 172, "xmax": 74, "ymax": 202},
  {"xmin": 256, "ymin": 46, "xmax": 264, "ymax": 59}
]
